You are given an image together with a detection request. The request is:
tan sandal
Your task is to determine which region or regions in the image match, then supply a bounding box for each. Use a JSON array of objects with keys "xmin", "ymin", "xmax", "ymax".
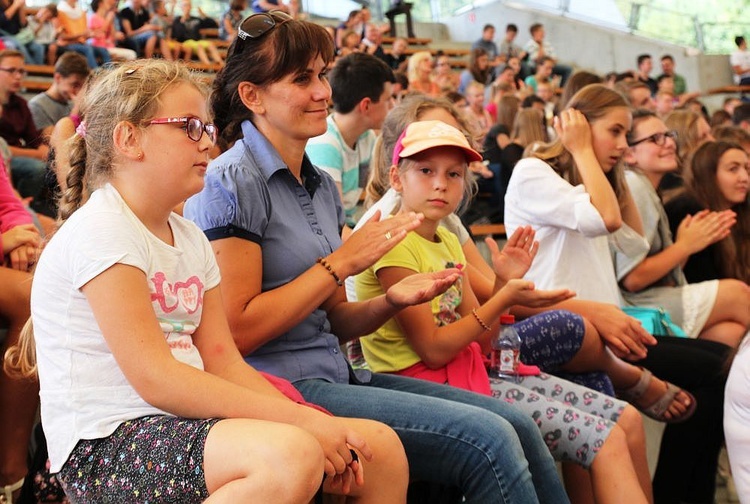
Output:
[
  {"xmin": 0, "ymin": 477, "xmax": 24, "ymax": 504},
  {"xmin": 616, "ymin": 368, "xmax": 697, "ymax": 424}
]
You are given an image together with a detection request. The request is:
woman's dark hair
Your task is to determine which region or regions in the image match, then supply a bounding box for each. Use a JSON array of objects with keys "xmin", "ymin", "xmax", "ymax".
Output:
[
  {"xmin": 211, "ymin": 16, "xmax": 335, "ymax": 144},
  {"xmin": 687, "ymin": 141, "xmax": 750, "ymax": 283},
  {"xmin": 468, "ymin": 48, "xmax": 490, "ymax": 85}
]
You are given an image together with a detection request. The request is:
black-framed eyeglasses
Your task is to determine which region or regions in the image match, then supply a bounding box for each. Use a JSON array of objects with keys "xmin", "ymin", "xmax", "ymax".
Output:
[
  {"xmin": 148, "ymin": 116, "xmax": 218, "ymax": 145},
  {"xmin": 628, "ymin": 130, "xmax": 678, "ymax": 147},
  {"xmin": 0, "ymin": 67, "xmax": 27, "ymax": 77},
  {"xmin": 237, "ymin": 10, "xmax": 293, "ymax": 41}
]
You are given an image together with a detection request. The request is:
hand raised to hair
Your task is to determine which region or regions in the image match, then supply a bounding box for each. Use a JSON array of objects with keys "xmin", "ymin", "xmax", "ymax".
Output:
[
  {"xmin": 486, "ymin": 225, "xmax": 538, "ymax": 284},
  {"xmin": 330, "ymin": 210, "xmax": 424, "ymax": 279},
  {"xmin": 385, "ymin": 268, "xmax": 462, "ymax": 309},
  {"xmin": 554, "ymin": 108, "xmax": 594, "ymax": 158}
]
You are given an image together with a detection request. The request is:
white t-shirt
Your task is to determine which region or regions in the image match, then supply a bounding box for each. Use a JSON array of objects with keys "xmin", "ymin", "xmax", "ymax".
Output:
[
  {"xmin": 32, "ymin": 184, "xmax": 221, "ymax": 472},
  {"xmin": 305, "ymin": 115, "xmax": 377, "ymax": 223},
  {"xmin": 730, "ymin": 49, "xmax": 750, "ymax": 84},
  {"xmin": 504, "ymin": 157, "xmax": 647, "ymax": 305}
]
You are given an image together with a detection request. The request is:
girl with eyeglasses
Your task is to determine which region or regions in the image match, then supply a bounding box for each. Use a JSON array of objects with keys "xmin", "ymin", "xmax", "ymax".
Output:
[
  {"xmin": 505, "ymin": 85, "xmax": 736, "ymax": 503},
  {"xmin": 185, "ymin": 12, "xmax": 570, "ymax": 503},
  {"xmin": 6, "ymin": 59, "xmax": 414, "ymax": 503},
  {"xmin": 620, "ymin": 110, "xmax": 749, "ymax": 349}
]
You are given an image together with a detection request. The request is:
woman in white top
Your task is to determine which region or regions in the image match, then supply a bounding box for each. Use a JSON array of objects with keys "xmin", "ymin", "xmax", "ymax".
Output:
[{"xmin": 505, "ymin": 83, "xmax": 736, "ymax": 504}]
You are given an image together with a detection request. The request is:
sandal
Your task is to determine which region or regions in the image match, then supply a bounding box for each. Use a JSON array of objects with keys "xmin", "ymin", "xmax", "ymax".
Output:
[
  {"xmin": 0, "ymin": 477, "xmax": 24, "ymax": 504},
  {"xmin": 616, "ymin": 368, "xmax": 697, "ymax": 424}
]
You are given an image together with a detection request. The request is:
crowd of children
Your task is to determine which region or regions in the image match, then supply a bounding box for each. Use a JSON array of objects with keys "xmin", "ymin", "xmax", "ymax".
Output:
[{"xmin": 0, "ymin": 3, "xmax": 749, "ymax": 504}]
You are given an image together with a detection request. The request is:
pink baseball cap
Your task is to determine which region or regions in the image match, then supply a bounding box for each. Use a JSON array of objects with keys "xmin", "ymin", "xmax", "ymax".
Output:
[{"xmin": 391, "ymin": 120, "xmax": 483, "ymax": 167}]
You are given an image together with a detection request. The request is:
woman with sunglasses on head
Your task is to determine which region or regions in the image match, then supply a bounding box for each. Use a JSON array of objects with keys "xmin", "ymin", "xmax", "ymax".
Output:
[
  {"xmin": 619, "ymin": 110, "xmax": 750, "ymax": 349},
  {"xmin": 185, "ymin": 12, "xmax": 569, "ymax": 503},
  {"xmin": 6, "ymin": 59, "xmax": 414, "ymax": 504}
]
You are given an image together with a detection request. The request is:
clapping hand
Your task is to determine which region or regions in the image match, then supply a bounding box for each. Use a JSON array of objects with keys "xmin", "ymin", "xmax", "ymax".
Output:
[
  {"xmin": 487, "ymin": 225, "xmax": 538, "ymax": 284},
  {"xmin": 385, "ymin": 268, "xmax": 462, "ymax": 309},
  {"xmin": 501, "ymin": 279, "xmax": 575, "ymax": 308}
]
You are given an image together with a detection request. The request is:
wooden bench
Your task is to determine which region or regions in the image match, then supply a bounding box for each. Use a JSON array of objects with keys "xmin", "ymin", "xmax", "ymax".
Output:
[
  {"xmin": 468, "ymin": 223, "xmax": 506, "ymax": 237},
  {"xmin": 382, "ymin": 36, "xmax": 431, "ymax": 46}
]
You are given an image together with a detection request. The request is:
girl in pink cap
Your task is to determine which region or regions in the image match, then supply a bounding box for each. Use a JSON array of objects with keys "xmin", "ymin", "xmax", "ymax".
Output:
[{"xmin": 355, "ymin": 119, "xmax": 652, "ymax": 504}]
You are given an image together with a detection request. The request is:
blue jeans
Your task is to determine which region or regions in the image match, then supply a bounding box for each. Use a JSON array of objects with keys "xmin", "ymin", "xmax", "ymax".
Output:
[
  {"xmin": 62, "ymin": 44, "xmax": 111, "ymax": 69},
  {"xmin": 296, "ymin": 373, "xmax": 569, "ymax": 504},
  {"xmin": 10, "ymin": 156, "xmax": 46, "ymax": 201}
]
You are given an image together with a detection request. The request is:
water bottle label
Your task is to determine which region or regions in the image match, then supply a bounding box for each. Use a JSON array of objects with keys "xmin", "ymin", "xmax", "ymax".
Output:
[{"xmin": 499, "ymin": 349, "xmax": 517, "ymax": 373}]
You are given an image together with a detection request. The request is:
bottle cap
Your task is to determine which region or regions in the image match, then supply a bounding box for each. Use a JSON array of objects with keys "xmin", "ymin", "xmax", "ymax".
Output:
[{"xmin": 500, "ymin": 314, "xmax": 515, "ymax": 325}]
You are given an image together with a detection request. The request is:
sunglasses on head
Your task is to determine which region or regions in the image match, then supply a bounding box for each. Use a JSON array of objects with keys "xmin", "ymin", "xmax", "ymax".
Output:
[{"xmin": 237, "ymin": 10, "xmax": 293, "ymax": 41}]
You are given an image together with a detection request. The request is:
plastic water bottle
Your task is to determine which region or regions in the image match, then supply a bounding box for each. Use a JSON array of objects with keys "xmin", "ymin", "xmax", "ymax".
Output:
[{"xmin": 490, "ymin": 314, "xmax": 520, "ymax": 381}]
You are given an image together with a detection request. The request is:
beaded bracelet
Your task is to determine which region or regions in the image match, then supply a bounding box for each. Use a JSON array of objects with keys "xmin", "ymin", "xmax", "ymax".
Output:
[
  {"xmin": 317, "ymin": 257, "xmax": 344, "ymax": 286},
  {"xmin": 471, "ymin": 308, "xmax": 491, "ymax": 332}
]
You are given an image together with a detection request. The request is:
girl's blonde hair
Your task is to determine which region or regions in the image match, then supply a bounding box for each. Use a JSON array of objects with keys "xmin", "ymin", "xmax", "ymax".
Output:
[
  {"xmin": 407, "ymin": 50, "xmax": 433, "ymax": 82},
  {"xmin": 528, "ymin": 83, "xmax": 629, "ymax": 201},
  {"xmin": 512, "ymin": 108, "xmax": 547, "ymax": 147},
  {"xmin": 495, "ymin": 95, "xmax": 520, "ymax": 132},
  {"xmin": 5, "ymin": 60, "xmax": 209, "ymax": 378},
  {"xmin": 366, "ymin": 95, "xmax": 479, "ymax": 210},
  {"xmin": 61, "ymin": 59, "xmax": 209, "ymax": 221}
]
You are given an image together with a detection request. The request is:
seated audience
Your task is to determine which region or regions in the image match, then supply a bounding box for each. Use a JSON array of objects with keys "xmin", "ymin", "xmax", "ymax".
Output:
[
  {"xmin": 635, "ymin": 54, "xmax": 658, "ymax": 95},
  {"xmin": 458, "ymin": 47, "xmax": 490, "ymax": 95},
  {"xmin": 88, "ymin": 0, "xmax": 137, "ymax": 61},
  {"xmin": 432, "ymin": 52, "xmax": 459, "ymax": 94},
  {"xmin": 25, "ymin": 3, "xmax": 58, "ymax": 65},
  {"xmin": 504, "ymin": 84, "xmax": 734, "ymax": 504},
  {"xmin": 620, "ymin": 110, "xmax": 749, "ymax": 347},
  {"xmin": 28, "ymin": 51, "xmax": 89, "ymax": 137},
  {"xmin": 0, "ymin": 0, "xmax": 44, "ymax": 64},
  {"xmin": 407, "ymin": 50, "xmax": 439, "ymax": 96},
  {"xmin": 306, "ymin": 53, "xmax": 394, "ymax": 233},
  {"xmin": 383, "ymin": 36, "xmax": 407, "ymax": 72},
  {"xmin": 664, "ymin": 140, "xmax": 749, "ymax": 284},
  {"xmin": 357, "ymin": 118, "xmax": 653, "ymax": 504},
  {"xmin": 171, "ymin": 0, "xmax": 223, "ymax": 66},
  {"xmin": 0, "ymin": 50, "xmax": 48, "ymax": 207},
  {"xmin": 7, "ymin": 58, "xmax": 409, "ymax": 504},
  {"xmin": 184, "ymin": 15, "xmax": 570, "ymax": 502},
  {"xmin": 119, "ymin": 0, "xmax": 172, "ymax": 60},
  {"xmin": 524, "ymin": 23, "xmax": 571, "ymax": 86},
  {"xmin": 218, "ymin": 0, "xmax": 246, "ymax": 42},
  {"xmin": 0, "ymin": 152, "xmax": 39, "ymax": 504},
  {"xmin": 56, "ymin": 0, "xmax": 111, "ymax": 69},
  {"xmin": 471, "ymin": 23, "xmax": 500, "ymax": 68}
]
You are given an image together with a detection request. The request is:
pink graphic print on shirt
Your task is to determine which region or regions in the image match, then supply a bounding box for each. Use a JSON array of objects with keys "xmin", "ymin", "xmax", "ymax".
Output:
[{"xmin": 150, "ymin": 272, "xmax": 205, "ymax": 315}]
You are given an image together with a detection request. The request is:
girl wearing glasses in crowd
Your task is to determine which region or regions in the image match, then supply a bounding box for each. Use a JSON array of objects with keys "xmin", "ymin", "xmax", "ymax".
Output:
[
  {"xmin": 7, "ymin": 59, "xmax": 416, "ymax": 503},
  {"xmin": 619, "ymin": 110, "xmax": 750, "ymax": 348},
  {"xmin": 185, "ymin": 12, "xmax": 570, "ymax": 503},
  {"xmin": 504, "ymin": 85, "xmax": 735, "ymax": 504}
]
